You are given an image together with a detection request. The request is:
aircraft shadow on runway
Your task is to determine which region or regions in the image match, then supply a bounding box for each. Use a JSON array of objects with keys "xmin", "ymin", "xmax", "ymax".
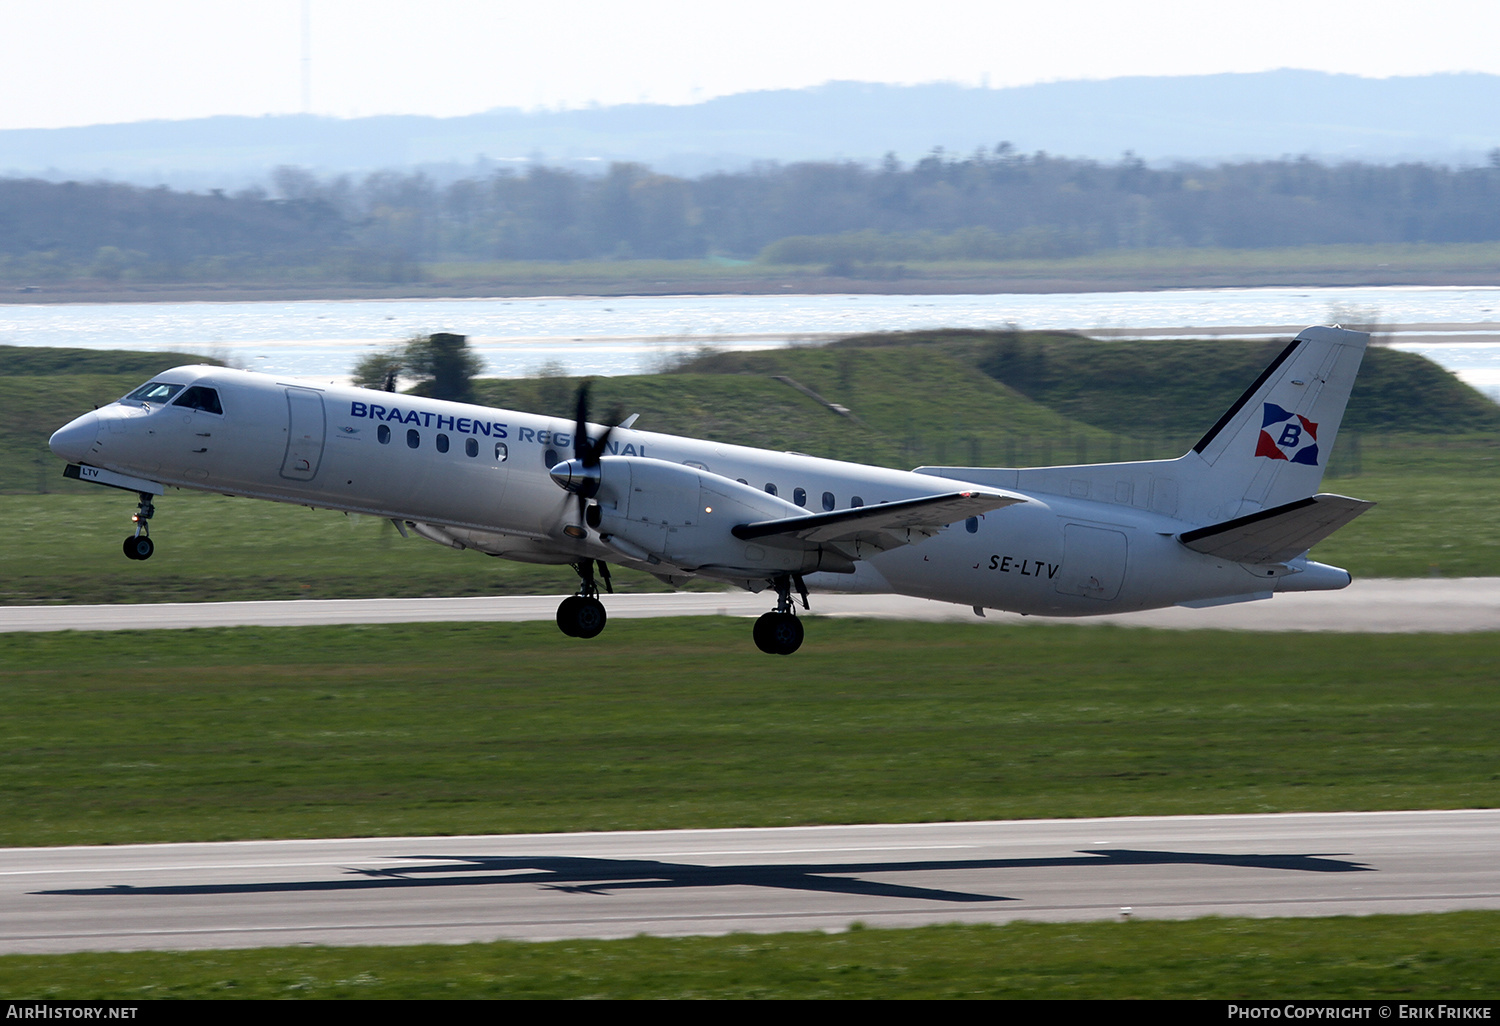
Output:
[{"xmin": 35, "ymin": 849, "xmax": 1371, "ymax": 904}]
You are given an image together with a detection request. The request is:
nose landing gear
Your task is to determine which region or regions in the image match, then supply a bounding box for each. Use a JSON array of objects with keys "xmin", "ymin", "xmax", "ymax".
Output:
[
  {"xmin": 122, "ymin": 492, "xmax": 156, "ymax": 561},
  {"xmin": 753, "ymin": 574, "xmax": 807, "ymax": 655},
  {"xmin": 557, "ymin": 559, "xmax": 611, "ymax": 638}
]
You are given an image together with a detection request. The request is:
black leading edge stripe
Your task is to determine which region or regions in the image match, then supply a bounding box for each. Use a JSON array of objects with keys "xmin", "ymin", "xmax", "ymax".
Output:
[
  {"xmin": 1191, "ymin": 339, "xmax": 1301, "ymax": 455},
  {"xmin": 1178, "ymin": 495, "xmax": 1319, "ymax": 544}
]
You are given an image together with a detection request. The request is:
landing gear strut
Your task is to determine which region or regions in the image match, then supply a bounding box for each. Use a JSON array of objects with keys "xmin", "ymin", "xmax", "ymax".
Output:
[
  {"xmin": 557, "ymin": 559, "xmax": 611, "ymax": 639},
  {"xmin": 753, "ymin": 573, "xmax": 807, "ymax": 655},
  {"xmin": 122, "ymin": 492, "xmax": 155, "ymax": 561}
]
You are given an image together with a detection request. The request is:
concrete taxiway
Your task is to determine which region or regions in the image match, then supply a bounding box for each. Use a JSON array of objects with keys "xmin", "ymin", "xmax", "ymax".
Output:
[
  {"xmin": 1, "ymin": 577, "xmax": 1497, "ymax": 633},
  {"xmin": 2, "ymin": 811, "xmax": 1497, "ymax": 954}
]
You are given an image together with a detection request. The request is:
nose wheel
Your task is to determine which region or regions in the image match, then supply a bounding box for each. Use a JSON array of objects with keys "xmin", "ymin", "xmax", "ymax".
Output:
[
  {"xmin": 753, "ymin": 574, "xmax": 808, "ymax": 655},
  {"xmin": 122, "ymin": 535, "xmax": 154, "ymax": 560},
  {"xmin": 122, "ymin": 492, "xmax": 156, "ymax": 561}
]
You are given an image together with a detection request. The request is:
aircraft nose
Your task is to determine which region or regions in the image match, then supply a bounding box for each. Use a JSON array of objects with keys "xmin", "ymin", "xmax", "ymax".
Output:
[{"xmin": 49, "ymin": 411, "xmax": 100, "ymax": 464}]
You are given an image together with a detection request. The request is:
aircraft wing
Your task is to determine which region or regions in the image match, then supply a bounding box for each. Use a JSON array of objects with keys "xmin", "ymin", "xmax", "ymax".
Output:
[
  {"xmin": 1178, "ymin": 493, "xmax": 1375, "ymax": 564},
  {"xmin": 732, "ymin": 491, "xmax": 1023, "ymax": 555}
]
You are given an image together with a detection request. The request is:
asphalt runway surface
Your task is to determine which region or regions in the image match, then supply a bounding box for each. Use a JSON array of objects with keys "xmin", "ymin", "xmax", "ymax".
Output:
[
  {"xmin": 2, "ymin": 577, "xmax": 1498, "ymax": 633},
  {"xmin": 3, "ymin": 811, "xmax": 1497, "ymax": 954}
]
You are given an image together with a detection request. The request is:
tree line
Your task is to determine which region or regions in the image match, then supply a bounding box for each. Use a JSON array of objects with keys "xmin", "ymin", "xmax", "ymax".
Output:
[{"xmin": 4, "ymin": 147, "xmax": 1500, "ymax": 281}]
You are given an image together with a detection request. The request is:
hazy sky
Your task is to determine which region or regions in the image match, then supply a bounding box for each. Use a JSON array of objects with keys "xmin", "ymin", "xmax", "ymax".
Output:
[{"xmin": 5, "ymin": 0, "xmax": 1500, "ymax": 130}]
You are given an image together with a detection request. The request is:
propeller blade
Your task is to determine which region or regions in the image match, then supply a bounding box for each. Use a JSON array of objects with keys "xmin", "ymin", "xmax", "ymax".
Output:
[
  {"xmin": 568, "ymin": 383, "xmax": 595, "ymax": 532},
  {"xmin": 573, "ymin": 382, "xmax": 592, "ymax": 463},
  {"xmin": 587, "ymin": 424, "xmax": 613, "ymax": 465},
  {"xmin": 566, "ymin": 382, "xmax": 619, "ymax": 533},
  {"xmin": 575, "ymin": 383, "xmax": 618, "ymax": 468}
]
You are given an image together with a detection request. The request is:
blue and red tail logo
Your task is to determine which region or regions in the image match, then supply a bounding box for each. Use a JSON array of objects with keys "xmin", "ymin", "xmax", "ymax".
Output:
[{"xmin": 1255, "ymin": 403, "xmax": 1319, "ymax": 465}]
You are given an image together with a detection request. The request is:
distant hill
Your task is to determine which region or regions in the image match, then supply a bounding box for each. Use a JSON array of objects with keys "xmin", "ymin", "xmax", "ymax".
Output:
[
  {"xmin": 5, "ymin": 71, "xmax": 1500, "ymax": 190},
  {"xmin": 675, "ymin": 331, "xmax": 1500, "ymax": 439}
]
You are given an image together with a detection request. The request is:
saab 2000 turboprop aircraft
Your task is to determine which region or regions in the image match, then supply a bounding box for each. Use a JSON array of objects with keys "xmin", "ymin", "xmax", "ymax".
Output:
[{"xmin": 49, "ymin": 325, "xmax": 1375, "ymax": 654}]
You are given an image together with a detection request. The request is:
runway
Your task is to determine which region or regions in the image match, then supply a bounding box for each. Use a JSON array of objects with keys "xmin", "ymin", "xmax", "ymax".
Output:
[
  {"xmin": 2, "ymin": 577, "xmax": 1498, "ymax": 633},
  {"xmin": 2, "ymin": 811, "xmax": 1497, "ymax": 954}
]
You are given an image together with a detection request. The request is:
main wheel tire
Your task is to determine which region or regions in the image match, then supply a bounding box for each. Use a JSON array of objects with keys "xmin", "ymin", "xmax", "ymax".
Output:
[
  {"xmin": 557, "ymin": 596, "xmax": 607, "ymax": 639},
  {"xmin": 753, "ymin": 612, "xmax": 803, "ymax": 655},
  {"xmin": 123, "ymin": 535, "xmax": 153, "ymax": 560}
]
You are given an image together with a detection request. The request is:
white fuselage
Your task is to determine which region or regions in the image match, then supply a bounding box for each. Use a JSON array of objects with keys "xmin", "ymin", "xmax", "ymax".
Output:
[{"xmin": 49, "ymin": 365, "xmax": 1340, "ymax": 617}]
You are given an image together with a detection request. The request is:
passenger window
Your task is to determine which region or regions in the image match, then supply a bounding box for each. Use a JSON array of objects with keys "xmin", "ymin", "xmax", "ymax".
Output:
[
  {"xmin": 851, "ymin": 496, "xmax": 864, "ymax": 507},
  {"xmin": 737, "ymin": 478, "xmax": 748, "ymax": 485},
  {"xmin": 495, "ymin": 442, "xmax": 508, "ymax": 462},
  {"xmin": 765, "ymin": 483, "xmax": 778, "ymax": 496},
  {"xmin": 543, "ymin": 447, "xmax": 558, "ymax": 467},
  {"xmin": 171, "ymin": 386, "xmax": 223, "ymax": 415},
  {"xmin": 966, "ymin": 516, "xmax": 979, "ymax": 534},
  {"xmin": 378, "ymin": 424, "xmax": 391, "ymax": 444},
  {"xmin": 407, "ymin": 429, "xmax": 420, "ymax": 449},
  {"xmin": 436, "ymin": 433, "xmax": 450, "ymax": 453},
  {"xmin": 822, "ymin": 491, "xmax": 835, "ymax": 511},
  {"xmin": 466, "ymin": 437, "xmax": 478, "ymax": 457},
  {"xmin": 793, "ymin": 488, "xmax": 807, "ymax": 507}
]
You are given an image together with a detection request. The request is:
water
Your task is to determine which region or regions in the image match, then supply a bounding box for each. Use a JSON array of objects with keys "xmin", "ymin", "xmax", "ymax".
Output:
[{"xmin": 2, "ymin": 287, "xmax": 1498, "ymax": 398}]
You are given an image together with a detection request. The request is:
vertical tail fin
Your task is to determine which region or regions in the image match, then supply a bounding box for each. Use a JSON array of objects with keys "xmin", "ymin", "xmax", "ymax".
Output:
[
  {"xmin": 913, "ymin": 325, "xmax": 1370, "ymax": 528},
  {"xmin": 1187, "ymin": 325, "xmax": 1369, "ymax": 522}
]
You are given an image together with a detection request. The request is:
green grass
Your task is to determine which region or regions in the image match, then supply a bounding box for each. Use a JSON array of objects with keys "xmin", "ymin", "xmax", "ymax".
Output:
[
  {"xmin": 15, "ymin": 241, "xmax": 1500, "ymax": 295},
  {"xmin": 3, "ymin": 913, "xmax": 1497, "ymax": 999},
  {"xmin": 1, "ymin": 372, "xmax": 167, "ymax": 494},
  {"xmin": 475, "ymin": 339, "xmax": 1127, "ymax": 466},
  {"xmin": 430, "ymin": 242, "xmax": 1500, "ymax": 288},
  {"xmin": 757, "ymin": 240, "xmax": 1500, "ymax": 280},
  {"xmin": 1310, "ymin": 435, "xmax": 1500, "ymax": 577},
  {"xmin": 2, "ymin": 621, "xmax": 1496, "ymax": 848},
  {"xmin": 421, "ymin": 257, "xmax": 780, "ymax": 284}
]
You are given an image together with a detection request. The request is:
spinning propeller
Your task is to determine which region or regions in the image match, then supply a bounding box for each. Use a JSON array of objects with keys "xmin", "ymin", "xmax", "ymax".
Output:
[{"xmin": 549, "ymin": 382, "xmax": 615, "ymax": 533}]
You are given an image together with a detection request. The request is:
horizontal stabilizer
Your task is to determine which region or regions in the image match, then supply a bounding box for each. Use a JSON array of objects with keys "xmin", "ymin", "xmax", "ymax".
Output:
[
  {"xmin": 733, "ymin": 491, "xmax": 1022, "ymax": 554},
  {"xmin": 1178, "ymin": 493, "xmax": 1374, "ymax": 564}
]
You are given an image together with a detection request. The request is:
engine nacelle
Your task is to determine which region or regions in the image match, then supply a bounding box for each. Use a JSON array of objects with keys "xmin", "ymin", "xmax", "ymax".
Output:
[{"xmin": 588, "ymin": 456, "xmax": 854, "ymax": 575}]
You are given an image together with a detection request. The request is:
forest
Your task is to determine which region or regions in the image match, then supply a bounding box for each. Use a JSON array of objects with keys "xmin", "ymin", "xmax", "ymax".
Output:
[{"xmin": 4, "ymin": 147, "xmax": 1500, "ymax": 282}]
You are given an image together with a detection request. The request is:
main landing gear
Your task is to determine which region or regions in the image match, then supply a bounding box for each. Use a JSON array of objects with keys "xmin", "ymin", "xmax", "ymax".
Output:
[
  {"xmin": 122, "ymin": 491, "xmax": 156, "ymax": 561},
  {"xmin": 753, "ymin": 574, "xmax": 807, "ymax": 655},
  {"xmin": 557, "ymin": 559, "xmax": 611, "ymax": 639}
]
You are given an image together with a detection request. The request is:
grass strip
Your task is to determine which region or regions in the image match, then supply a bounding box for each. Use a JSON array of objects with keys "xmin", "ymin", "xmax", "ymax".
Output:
[
  {"xmin": 2, "ymin": 621, "xmax": 1496, "ymax": 847},
  {"xmin": 2, "ymin": 913, "xmax": 1496, "ymax": 999}
]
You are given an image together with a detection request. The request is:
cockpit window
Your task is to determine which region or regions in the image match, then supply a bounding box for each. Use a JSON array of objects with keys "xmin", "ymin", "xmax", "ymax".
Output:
[
  {"xmin": 171, "ymin": 386, "xmax": 224, "ymax": 415},
  {"xmin": 123, "ymin": 381, "xmax": 183, "ymax": 405}
]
